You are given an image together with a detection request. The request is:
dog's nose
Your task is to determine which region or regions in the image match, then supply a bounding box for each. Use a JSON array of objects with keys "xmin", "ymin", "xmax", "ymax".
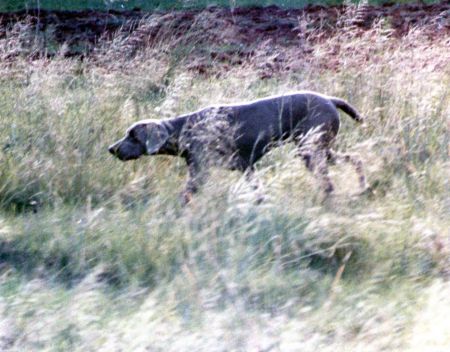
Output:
[{"xmin": 108, "ymin": 145, "xmax": 117, "ymax": 155}]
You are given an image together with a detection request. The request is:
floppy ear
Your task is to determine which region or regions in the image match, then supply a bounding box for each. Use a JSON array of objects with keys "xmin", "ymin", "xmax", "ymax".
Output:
[{"xmin": 145, "ymin": 123, "xmax": 169, "ymax": 155}]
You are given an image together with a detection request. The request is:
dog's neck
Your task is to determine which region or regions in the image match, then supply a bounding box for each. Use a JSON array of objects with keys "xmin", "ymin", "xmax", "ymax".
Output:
[{"xmin": 159, "ymin": 116, "xmax": 187, "ymax": 156}]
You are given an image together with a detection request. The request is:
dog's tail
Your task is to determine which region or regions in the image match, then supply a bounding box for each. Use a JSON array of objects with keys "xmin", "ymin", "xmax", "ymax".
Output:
[{"xmin": 330, "ymin": 97, "xmax": 363, "ymax": 123}]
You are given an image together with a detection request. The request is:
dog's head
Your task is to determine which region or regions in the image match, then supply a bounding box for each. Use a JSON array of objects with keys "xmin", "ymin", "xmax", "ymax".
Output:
[{"xmin": 108, "ymin": 119, "xmax": 169, "ymax": 161}]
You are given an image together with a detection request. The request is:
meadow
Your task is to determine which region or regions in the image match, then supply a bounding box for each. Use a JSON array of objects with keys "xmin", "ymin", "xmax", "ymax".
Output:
[
  {"xmin": 0, "ymin": 5, "xmax": 449, "ymax": 351},
  {"xmin": 1, "ymin": 0, "xmax": 440, "ymax": 12}
]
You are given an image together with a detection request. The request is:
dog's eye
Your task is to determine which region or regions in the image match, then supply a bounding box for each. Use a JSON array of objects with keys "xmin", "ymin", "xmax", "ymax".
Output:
[{"xmin": 128, "ymin": 130, "xmax": 137, "ymax": 140}]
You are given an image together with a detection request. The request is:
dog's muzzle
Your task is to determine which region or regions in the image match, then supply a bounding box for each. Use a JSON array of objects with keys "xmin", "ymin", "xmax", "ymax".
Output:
[{"xmin": 108, "ymin": 143, "xmax": 119, "ymax": 156}]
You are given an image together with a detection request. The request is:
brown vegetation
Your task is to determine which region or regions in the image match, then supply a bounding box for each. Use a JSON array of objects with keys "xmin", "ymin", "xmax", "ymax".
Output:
[{"xmin": 1, "ymin": 2, "xmax": 449, "ymax": 75}]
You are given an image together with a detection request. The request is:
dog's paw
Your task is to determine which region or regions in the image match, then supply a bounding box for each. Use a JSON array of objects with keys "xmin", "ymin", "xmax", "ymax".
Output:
[
  {"xmin": 180, "ymin": 191, "xmax": 194, "ymax": 206},
  {"xmin": 351, "ymin": 184, "xmax": 374, "ymax": 198}
]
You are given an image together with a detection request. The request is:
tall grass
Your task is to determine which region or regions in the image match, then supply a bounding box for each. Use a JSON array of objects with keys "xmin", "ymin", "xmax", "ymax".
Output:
[
  {"xmin": 1, "ymin": 0, "xmax": 433, "ymax": 12},
  {"xmin": 0, "ymin": 22, "xmax": 449, "ymax": 351}
]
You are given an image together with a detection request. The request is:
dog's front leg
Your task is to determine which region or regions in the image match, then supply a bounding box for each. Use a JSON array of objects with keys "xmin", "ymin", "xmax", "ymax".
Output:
[
  {"xmin": 181, "ymin": 159, "xmax": 209, "ymax": 205},
  {"xmin": 244, "ymin": 167, "xmax": 266, "ymax": 204}
]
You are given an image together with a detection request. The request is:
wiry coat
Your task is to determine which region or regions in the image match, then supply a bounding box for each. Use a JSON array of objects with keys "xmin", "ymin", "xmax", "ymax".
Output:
[{"xmin": 109, "ymin": 91, "xmax": 365, "ymax": 203}]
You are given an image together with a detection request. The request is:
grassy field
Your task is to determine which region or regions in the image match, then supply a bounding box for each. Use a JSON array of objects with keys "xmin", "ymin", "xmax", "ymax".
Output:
[
  {"xmin": 0, "ymin": 9, "xmax": 449, "ymax": 351},
  {"xmin": 3, "ymin": 0, "xmax": 340, "ymax": 12},
  {"xmin": 0, "ymin": 0, "xmax": 441, "ymax": 12}
]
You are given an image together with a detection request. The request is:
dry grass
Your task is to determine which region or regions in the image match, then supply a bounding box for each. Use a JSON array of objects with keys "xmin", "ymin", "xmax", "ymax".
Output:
[{"xmin": 0, "ymin": 16, "xmax": 449, "ymax": 351}]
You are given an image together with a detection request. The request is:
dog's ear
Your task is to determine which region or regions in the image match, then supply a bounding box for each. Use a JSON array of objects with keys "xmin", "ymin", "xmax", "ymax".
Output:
[{"xmin": 145, "ymin": 122, "xmax": 169, "ymax": 155}]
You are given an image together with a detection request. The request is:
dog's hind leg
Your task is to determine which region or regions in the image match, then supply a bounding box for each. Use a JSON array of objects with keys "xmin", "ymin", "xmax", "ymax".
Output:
[
  {"xmin": 315, "ymin": 150, "xmax": 335, "ymax": 195},
  {"xmin": 327, "ymin": 149, "xmax": 367, "ymax": 191},
  {"xmin": 300, "ymin": 148, "xmax": 334, "ymax": 196}
]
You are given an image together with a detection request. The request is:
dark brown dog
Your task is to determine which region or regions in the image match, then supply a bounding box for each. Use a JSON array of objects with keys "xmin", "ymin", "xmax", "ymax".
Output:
[{"xmin": 109, "ymin": 91, "xmax": 366, "ymax": 202}]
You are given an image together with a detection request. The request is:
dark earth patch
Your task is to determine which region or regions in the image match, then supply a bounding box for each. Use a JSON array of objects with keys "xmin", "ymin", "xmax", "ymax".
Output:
[{"xmin": 1, "ymin": 2, "xmax": 449, "ymax": 74}]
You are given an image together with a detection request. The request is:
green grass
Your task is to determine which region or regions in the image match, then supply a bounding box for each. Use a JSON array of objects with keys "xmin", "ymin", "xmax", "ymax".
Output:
[{"xmin": 0, "ymin": 21, "xmax": 449, "ymax": 351}]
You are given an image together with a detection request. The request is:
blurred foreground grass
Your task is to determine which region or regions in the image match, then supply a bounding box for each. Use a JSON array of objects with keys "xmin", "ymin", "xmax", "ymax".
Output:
[{"xmin": 0, "ymin": 21, "xmax": 449, "ymax": 351}]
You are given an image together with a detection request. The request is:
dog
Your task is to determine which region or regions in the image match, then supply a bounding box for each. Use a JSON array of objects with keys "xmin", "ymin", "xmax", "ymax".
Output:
[{"xmin": 109, "ymin": 91, "xmax": 366, "ymax": 203}]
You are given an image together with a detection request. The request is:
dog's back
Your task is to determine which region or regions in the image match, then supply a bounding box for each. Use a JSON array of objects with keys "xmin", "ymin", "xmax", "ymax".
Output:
[{"xmin": 190, "ymin": 92, "xmax": 343, "ymax": 166}]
